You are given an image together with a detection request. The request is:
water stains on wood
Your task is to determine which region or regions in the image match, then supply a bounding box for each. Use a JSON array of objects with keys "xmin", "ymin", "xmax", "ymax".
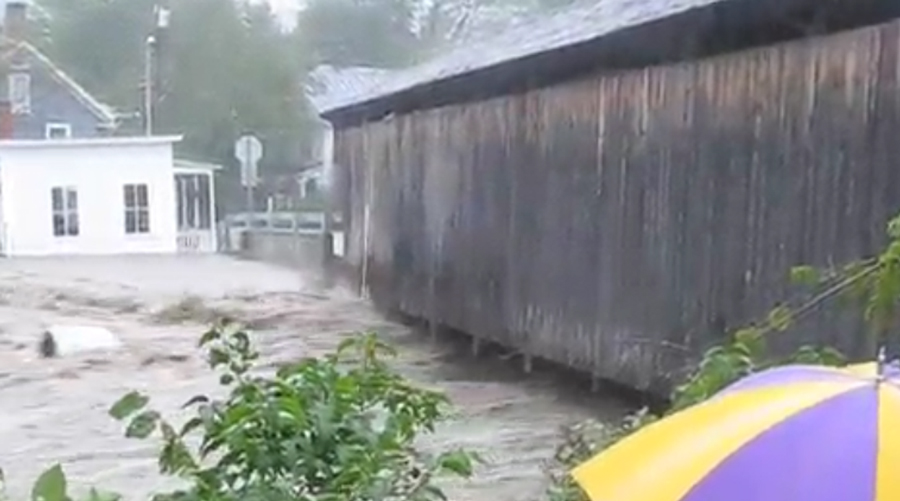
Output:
[{"xmin": 333, "ymin": 19, "xmax": 900, "ymax": 392}]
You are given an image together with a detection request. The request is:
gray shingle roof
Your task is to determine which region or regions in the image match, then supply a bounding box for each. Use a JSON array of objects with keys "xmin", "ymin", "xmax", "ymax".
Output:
[
  {"xmin": 1, "ymin": 40, "xmax": 117, "ymax": 124},
  {"xmin": 320, "ymin": 0, "xmax": 729, "ymax": 114},
  {"xmin": 307, "ymin": 65, "xmax": 393, "ymax": 113}
]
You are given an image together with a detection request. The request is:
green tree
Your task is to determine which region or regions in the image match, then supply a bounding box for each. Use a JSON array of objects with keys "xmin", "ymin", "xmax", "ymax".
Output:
[
  {"xmin": 296, "ymin": 0, "xmax": 420, "ymax": 68},
  {"xmin": 156, "ymin": 0, "xmax": 307, "ymax": 164},
  {"xmin": 38, "ymin": 0, "xmax": 156, "ymax": 108}
]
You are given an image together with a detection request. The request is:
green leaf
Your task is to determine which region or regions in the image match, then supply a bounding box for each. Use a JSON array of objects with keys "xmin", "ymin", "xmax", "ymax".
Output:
[
  {"xmin": 181, "ymin": 394, "xmax": 210, "ymax": 409},
  {"xmin": 159, "ymin": 422, "xmax": 177, "ymax": 441},
  {"xmin": 125, "ymin": 411, "xmax": 161, "ymax": 439},
  {"xmin": 198, "ymin": 327, "xmax": 221, "ymax": 347},
  {"xmin": 208, "ymin": 348, "xmax": 230, "ymax": 369},
  {"xmin": 888, "ymin": 215, "xmax": 900, "ymax": 239},
  {"xmin": 109, "ymin": 391, "xmax": 149, "ymax": 421},
  {"xmin": 436, "ymin": 450, "xmax": 475, "ymax": 477},
  {"xmin": 733, "ymin": 327, "xmax": 765, "ymax": 355},
  {"xmin": 231, "ymin": 331, "xmax": 251, "ymax": 353},
  {"xmin": 790, "ymin": 265, "xmax": 819, "ymax": 286},
  {"xmin": 199, "ymin": 436, "xmax": 226, "ymax": 458},
  {"xmin": 30, "ymin": 464, "xmax": 66, "ymax": 501},
  {"xmin": 159, "ymin": 436, "xmax": 198, "ymax": 476},
  {"xmin": 179, "ymin": 417, "xmax": 204, "ymax": 438}
]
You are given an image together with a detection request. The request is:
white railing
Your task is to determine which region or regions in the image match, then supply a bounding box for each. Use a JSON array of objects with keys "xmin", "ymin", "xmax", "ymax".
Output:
[{"xmin": 222, "ymin": 211, "xmax": 326, "ymax": 236}]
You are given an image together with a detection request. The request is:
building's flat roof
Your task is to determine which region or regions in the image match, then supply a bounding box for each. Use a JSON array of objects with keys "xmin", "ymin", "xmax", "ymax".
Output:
[{"xmin": 0, "ymin": 135, "xmax": 183, "ymax": 149}]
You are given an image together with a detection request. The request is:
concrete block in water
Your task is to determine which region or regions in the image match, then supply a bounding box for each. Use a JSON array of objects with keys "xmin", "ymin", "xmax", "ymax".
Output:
[{"xmin": 38, "ymin": 325, "xmax": 122, "ymax": 358}]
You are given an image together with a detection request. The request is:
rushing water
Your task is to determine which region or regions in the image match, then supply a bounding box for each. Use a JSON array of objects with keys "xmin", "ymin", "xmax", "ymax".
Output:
[{"xmin": 0, "ymin": 255, "xmax": 627, "ymax": 500}]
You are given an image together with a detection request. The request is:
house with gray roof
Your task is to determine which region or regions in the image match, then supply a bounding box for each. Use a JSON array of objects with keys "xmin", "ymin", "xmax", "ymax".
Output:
[{"xmin": 0, "ymin": 1, "xmax": 118, "ymax": 139}]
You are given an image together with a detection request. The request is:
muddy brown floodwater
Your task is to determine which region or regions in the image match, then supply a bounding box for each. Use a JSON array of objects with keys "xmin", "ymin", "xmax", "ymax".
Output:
[{"xmin": 0, "ymin": 255, "xmax": 629, "ymax": 500}]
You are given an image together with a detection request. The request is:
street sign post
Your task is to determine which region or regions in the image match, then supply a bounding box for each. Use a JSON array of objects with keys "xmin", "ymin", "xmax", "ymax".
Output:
[{"xmin": 235, "ymin": 134, "xmax": 263, "ymax": 212}]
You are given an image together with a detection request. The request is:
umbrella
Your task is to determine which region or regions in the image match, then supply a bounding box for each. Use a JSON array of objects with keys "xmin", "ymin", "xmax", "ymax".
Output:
[{"xmin": 571, "ymin": 360, "xmax": 900, "ymax": 501}]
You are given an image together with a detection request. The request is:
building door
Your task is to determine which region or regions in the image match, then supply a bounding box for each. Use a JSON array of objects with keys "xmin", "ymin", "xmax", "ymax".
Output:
[{"xmin": 175, "ymin": 173, "xmax": 212, "ymax": 252}]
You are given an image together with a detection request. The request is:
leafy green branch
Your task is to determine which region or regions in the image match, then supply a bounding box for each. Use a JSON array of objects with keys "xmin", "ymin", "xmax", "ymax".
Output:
[{"xmin": 106, "ymin": 322, "xmax": 479, "ymax": 501}]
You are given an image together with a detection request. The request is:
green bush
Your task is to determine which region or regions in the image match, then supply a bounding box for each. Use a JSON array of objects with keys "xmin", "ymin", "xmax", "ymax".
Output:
[{"xmin": 9, "ymin": 323, "xmax": 478, "ymax": 501}]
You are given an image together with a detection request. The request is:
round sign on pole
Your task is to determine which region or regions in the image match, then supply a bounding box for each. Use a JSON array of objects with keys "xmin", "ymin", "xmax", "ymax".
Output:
[{"xmin": 235, "ymin": 135, "xmax": 263, "ymax": 164}]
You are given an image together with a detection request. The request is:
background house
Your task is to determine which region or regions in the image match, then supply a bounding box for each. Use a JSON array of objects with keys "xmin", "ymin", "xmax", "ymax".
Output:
[
  {"xmin": 0, "ymin": 0, "xmax": 117, "ymax": 139},
  {"xmin": 0, "ymin": 0, "xmax": 219, "ymax": 256},
  {"xmin": 255, "ymin": 65, "xmax": 390, "ymax": 214}
]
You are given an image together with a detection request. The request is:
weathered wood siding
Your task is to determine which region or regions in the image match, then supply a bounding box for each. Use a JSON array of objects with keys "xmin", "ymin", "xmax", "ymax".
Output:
[{"xmin": 333, "ymin": 19, "xmax": 900, "ymax": 391}]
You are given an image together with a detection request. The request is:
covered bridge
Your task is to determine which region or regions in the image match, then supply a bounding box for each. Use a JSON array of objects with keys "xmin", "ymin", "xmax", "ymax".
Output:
[{"xmin": 319, "ymin": 0, "xmax": 900, "ymax": 392}]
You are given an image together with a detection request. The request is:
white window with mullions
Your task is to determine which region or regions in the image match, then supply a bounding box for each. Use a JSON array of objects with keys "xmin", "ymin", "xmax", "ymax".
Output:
[
  {"xmin": 8, "ymin": 72, "xmax": 30, "ymax": 115},
  {"xmin": 51, "ymin": 186, "xmax": 79, "ymax": 237},
  {"xmin": 124, "ymin": 183, "xmax": 150, "ymax": 234}
]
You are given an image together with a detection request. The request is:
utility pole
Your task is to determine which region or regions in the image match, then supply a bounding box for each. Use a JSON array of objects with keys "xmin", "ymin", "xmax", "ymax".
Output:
[
  {"xmin": 143, "ymin": 34, "xmax": 155, "ymax": 136},
  {"xmin": 143, "ymin": 2, "xmax": 170, "ymax": 136}
]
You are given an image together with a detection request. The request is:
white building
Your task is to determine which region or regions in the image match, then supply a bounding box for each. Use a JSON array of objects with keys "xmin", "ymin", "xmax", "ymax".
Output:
[{"xmin": 0, "ymin": 135, "xmax": 219, "ymax": 256}]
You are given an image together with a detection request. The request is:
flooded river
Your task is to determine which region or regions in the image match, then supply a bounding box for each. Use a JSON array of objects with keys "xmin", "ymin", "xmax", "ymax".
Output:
[{"xmin": 0, "ymin": 255, "xmax": 627, "ymax": 500}]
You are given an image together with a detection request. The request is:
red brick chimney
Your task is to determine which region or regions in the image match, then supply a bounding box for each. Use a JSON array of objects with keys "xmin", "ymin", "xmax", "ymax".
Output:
[
  {"xmin": 4, "ymin": 1, "xmax": 27, "ymax": 41},
  {"xmin": 0, "ymin": 101, "xmax": 15, "ymax": 139}
]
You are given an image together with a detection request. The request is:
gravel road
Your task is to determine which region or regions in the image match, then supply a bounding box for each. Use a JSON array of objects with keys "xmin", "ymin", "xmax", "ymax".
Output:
[{"xmin": 0, "ymin": 255, "xmax": 628, "ymax": 500}]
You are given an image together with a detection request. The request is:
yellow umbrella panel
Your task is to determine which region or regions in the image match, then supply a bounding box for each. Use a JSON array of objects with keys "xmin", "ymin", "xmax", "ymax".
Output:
[{"xmin": 572, "ymin": 364, "xmax": 900, "ymax": 501}]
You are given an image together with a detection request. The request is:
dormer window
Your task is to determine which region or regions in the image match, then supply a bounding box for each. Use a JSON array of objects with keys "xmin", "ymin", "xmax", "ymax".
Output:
[
  {"xmin": 45, "ymin": 122, "xmax": 71, "ymax": 139},
  {"xmin": 8, "ymin": 72, "xmax": 30, "ymax": 115}
]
